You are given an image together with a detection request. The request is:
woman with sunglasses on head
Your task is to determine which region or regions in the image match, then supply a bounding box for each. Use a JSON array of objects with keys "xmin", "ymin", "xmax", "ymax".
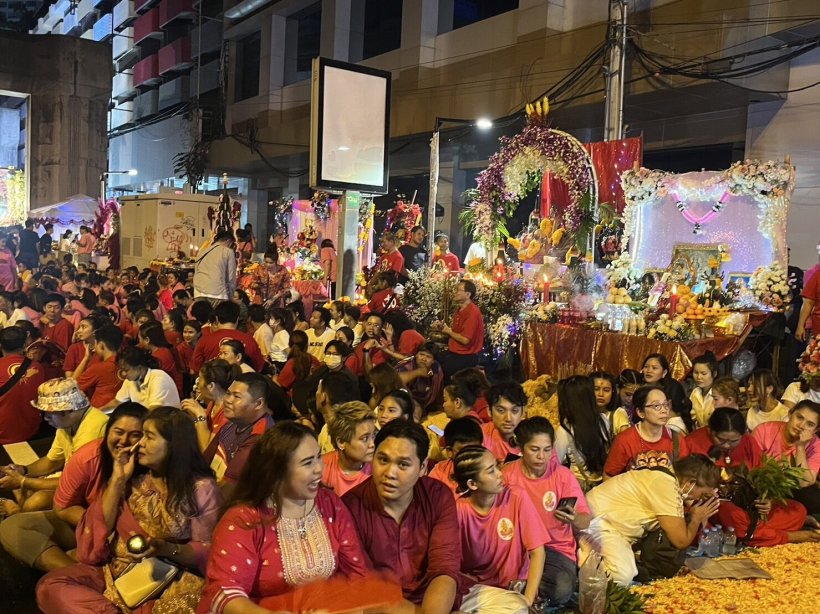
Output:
[
  {"xmin": 604, "ymin": 384, "xmax": 690, "ymax": 478},
  {"xmin": 687, "ymin": 407, "xmax": 818, "ymax": 546},
  {"xmin": 36, "ymin": 407, "xmax": 222, "ymax": 613}
]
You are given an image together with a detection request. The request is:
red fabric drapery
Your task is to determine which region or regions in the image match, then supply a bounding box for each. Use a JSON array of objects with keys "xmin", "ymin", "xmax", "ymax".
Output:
[{"xmin": 540, "ymin": 136, "xmax": 642, "ymax": 218}]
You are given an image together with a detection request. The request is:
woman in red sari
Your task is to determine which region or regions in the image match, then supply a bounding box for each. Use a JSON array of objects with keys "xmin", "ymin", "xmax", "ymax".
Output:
[
  {"xmin": 686, "ymin": 407, "xmax": 817, "ymax": 546},
  {"xmin": 36, "ymin": 407, "xmax": 222, "ymax": 613},
  {"xmin": 198, "ymin": 421, "xmax": 401, "ymax": 614}
]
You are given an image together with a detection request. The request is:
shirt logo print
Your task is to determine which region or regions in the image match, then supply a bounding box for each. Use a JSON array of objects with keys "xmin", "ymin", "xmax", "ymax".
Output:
[
  {"xmin": 542, "ymin": 490, "xmax": 557, "ymax": 512},
  {"xmin": 497, "ymin": 517, "xmax": 514, "ymax": 541}
]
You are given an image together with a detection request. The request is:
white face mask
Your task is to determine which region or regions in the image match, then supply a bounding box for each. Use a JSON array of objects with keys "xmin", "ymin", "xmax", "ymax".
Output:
[
  {"xmin": 324, "ymin": 355, "xmax": 342, "ymax": 369},
  {"xmin": 680, "ymin": 481, "xmax": 696, "ymax": 503}
]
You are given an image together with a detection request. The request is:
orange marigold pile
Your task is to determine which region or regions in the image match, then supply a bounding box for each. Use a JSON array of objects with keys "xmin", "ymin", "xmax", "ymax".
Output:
[{"xmin": 632, "ymin": 543, "xmax": 820, "ymax": 613}]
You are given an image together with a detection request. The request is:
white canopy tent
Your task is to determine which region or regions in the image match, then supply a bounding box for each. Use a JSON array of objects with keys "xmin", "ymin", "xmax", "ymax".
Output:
[{"xmin": 28, "ymin": 194, "xmax": 99, "ymax": 227}]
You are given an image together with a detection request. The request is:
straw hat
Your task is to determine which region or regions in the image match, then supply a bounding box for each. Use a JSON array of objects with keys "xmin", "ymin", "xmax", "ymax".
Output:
[{"xmin": 31, "ymin": 378, "xmax": 91, "ymax": 413}]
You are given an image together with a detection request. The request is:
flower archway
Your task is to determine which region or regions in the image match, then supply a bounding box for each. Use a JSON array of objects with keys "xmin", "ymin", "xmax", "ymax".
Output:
[{"xmin": 462, "ymin": 99, "xmax": 599, "ymax": 254}]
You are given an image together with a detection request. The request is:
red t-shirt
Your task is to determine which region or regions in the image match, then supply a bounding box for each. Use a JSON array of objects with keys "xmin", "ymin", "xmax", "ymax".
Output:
[
  {"xmin": 0, "ymin": 355, "xmax": 45, "ymax": 444},
  {"xmin": 482, "ymin": 422, "xmax": 520, "ymax": 461},
  {"xmin": 164, "ymin": 330, "xmax": 183, "ymax": 347},
  {"xmin": 41, "ymin": 318, "xmax": 74, "ymax": 352},
  {"xmin": 428, "ymin": 458, "xmax": 458, "ymax": 495},
  {"xmin": 353, "ymin": 340, "xmax": 387, "ymax": 377},
  {"xmin": 802, "ymin": 268, "xmax": 820, "ymax": 333},
  {"xmin": 76, "ymin": 355, "xmax": 122, "ymax": 408},
  {"xmin": 277, "ymin": 354, "xmax": 320, "ymax": 391},
  {"xmin": 176, "ymin": 342, "xmax": 194, "ymax": 374},
  {"xmin": 63, "ymin": 342, "xmax": 101, "ymax": 374},
  {"xmin": 456, "ymin": 486, "xmax": 550, "ymax": 588},
  {"xmin": 433, "ymin": 252, "xmax": 461, "ymax": 272},
  {"xmin": 472, "ymin": 395, "xmax": 492, "ymax": 424},
  {"xmin": 367, "ymin": 288, "xmax": 396, "ymax": 314},
  {"xmin": 604, "ymin": 425, "xmax": 690, "ymax": 476},
  {"xmin": 191, "ymin": 328, "xmax": 264, "ymax": 373},
  {"xmin": 152, "ymin": 347, "xmax": 182, "ymax": 396},
  {"xmin": 53, "ymin": 439, "xmax": 104, "ymax": 509},
  {"xmin": 321, "ymin": 451, "xmax": 372, "ymax": 497},
  {"xmin": 449, "ymin": 302, "xmax": 484, "ymax": 355},
  {"xmin": 376, "ymin": 250, "xmax": 404, "ymax": 274},
  {"xmin": 686, "ymin": 426, "xmax": 763, "ymax": 469},
  {"xmin": 397, "ymin": 329, "xmax": 425, "ymax": 357}
]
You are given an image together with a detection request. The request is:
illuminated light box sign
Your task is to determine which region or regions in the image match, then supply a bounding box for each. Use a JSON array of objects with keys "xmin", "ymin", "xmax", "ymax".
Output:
[{"xmin": 309, "ymin": 57, "xmax": 391, "ymax": 194}]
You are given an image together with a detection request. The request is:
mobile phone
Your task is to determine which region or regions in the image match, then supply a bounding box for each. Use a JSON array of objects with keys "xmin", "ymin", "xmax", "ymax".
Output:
[
  {"xmin": 557, "ymin": 497, "xmax": 577, "ymax": 512},
  {"xmin": 427, "ymin": 424, "xmax": 444, "ymax": 437}
]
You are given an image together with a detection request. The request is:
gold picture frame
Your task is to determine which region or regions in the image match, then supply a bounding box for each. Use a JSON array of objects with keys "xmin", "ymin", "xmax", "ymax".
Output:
[{"xmin": 668, "ymin": 243, "xmax": 722, "ymax": 286}]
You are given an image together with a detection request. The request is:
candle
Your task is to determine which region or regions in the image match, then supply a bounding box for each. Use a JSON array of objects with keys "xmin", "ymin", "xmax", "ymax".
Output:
[
  {"xmin": 543, "ymin": 274, "xmax": 550, "ymax": 301},
  {"xmin": 669, "ymin": 285, "xmax": 679, "ymax": 316}
]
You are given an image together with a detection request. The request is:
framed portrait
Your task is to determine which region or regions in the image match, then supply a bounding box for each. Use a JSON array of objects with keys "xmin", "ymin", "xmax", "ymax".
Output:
[
  {"xmin": 668, "ymin": 243, "xmax": 722, "ymax": 286},
  {"xmin": 726, "ymin": 272, "xmax": 753, "ymax": 289}
]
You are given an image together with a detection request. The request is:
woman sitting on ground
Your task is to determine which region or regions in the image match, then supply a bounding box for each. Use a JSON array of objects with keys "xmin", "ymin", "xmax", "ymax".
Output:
[
  {"xmin": 641, "ymin": 353, "xmax": 694, "ymax": 434},
  {"xmin": 397, "ymin": 342, "xmax": 444, "ymax": 414},
  {"xmin": 36, "ymin": 407, "xmax": 222, "ymax": 613},
  {"xmin": 687, "ymin": 407, "xmax": 819, "ymax": 546},
  {"xmin": 690, "ymin": 351, "xmax": 718, "ymax": 428},
  {"xmin": 180, "ymin": 359, "xmax": 243, "ymax": 452},
  {"xmin": 321, "ymin": 401, "xmax": 376, "ymax": 497},
  {"xmin": 604, "ymin": 384, "xmax": 690, "ymax": 477},
  {"xmin": 746, "ymin": 368, "xmax": 790, "ymax": 431},
  {"xmin": 198, "ymin": 422, "xmax": 401, "ymax": 614},
  {"xmin": 453, "ymin": 445, "xmax": 547, "ymax": 613}
]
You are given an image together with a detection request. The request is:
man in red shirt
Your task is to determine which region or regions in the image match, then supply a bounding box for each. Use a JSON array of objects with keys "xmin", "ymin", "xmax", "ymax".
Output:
[
  {"xmin": 203, "ymin": 373, "xmax": 274, "ymax": 501},
  {"xmin": 0, "ymin": 326, "xmax": 45, "ymax": 444},
  {"xmin": 796, "ymin": 264, "xmax": 820, "ymax": 341},
  {"xmin": 365, "ymin": 271, "xmax": 398, "ymax": 315},
  {"xmin": 39, "ymin": 293, "xmax": 74, "ymax": 352},
  {"xmin": 73, "ymin": 325, "xmax": 123, "ymax": 408},
  {"xmin": 191, "ymin": 301, "xmax": 264, "ymax": 373},
  {"xmin": 343, "ymin": 419, "xmax": 461, "ymax": 612},
  {"xmin": 375, "ymin": 232, "xmax": 405, "ymax": 275},
  {"xmin": 432, "ymin": 279, "xmax": 485, "ymax": 382},
  {"xmin": 352, "ymin": 312, "xmax": 388, "ymax": 377},
  {"xmin": 432, "ymin": 233, "xmax": 461, "ymax": 273}
]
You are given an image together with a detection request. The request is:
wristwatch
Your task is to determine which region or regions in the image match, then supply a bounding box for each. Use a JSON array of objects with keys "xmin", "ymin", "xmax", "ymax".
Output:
[{"xmin": 192, "ymin": 415, "xmax": 207, "ymax": 424}]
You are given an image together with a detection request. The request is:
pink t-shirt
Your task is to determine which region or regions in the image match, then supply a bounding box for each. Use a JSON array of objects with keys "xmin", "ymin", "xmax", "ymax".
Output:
[
  {"xmin": 752, "ymin": 421, "xmax": 820, "ymax": 479},
  {"xmin": 428, "ymin": 458, "xmax": 458, "ymax": 496},
  {"xmin": 321, "ymin": 451, "xmax": 372, "ymax": 497},
  {"xmin": 502, "ymin": 454, "xmax": 589, "ymax": 562},
  {"xmin": 456, "ymin": 487, "xmax": 549, "ymax": 589},
  {"xmin": 482, "ymin": 422, "xmax": 520, "ymax": 461},
  {"xmin": 321, "ymin": 246, "xmax": 337, "ymax": 282},
  {"xmin": 53, "ymin": 439, "xmax": 104, "ymax": 509}
]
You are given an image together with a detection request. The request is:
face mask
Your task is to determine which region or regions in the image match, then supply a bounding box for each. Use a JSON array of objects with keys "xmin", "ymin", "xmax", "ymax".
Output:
[
  {"xmin": 324, "ymin": 355, "xmax": 342, "ymax": 369},
  {"xmin": 680, "ymin": 481, "xmax": 695, "ymax": 503}
]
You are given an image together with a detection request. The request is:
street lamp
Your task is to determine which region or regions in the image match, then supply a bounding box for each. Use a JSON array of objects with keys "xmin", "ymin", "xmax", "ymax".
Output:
[
  {"xmin": 100, "ymin": 169, "xmax": 138, "ymax": 200},
  {"xmin": 427, "ymin": 117, "xmax": 493, "ymax": 258}
]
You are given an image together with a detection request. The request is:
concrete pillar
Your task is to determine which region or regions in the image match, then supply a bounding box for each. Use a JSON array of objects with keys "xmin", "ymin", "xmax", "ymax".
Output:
[{"xmin": 320, "ymin": 0, "xmax": 352, "ymax": 62}]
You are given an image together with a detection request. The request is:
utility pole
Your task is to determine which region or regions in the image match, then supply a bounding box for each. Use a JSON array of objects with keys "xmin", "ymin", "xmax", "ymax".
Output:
[{"xmin": 604, "ymin": 0, "xmax": 628, "ymax": 141}]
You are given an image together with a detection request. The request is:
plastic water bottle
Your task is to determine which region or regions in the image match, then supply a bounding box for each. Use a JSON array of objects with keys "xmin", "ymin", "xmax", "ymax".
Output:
[
  {"xmin": 697, "ymin": 528, "xmax": 709, "ymax": 555},
  {"xmin": 706, "ymin": 528, "xmax": 721, "ymax": 557},
  {"xmin": 722, "ymin": 527, "xmax": 737, "ymax": 555},
  {"xmin": 713, "ymin": 525, "xmax": 724, "ymax": 553}
]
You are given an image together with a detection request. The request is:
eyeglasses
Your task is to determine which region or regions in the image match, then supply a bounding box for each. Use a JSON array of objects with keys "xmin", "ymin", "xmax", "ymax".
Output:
[{"xmin": 644, "ymin": 401, "xmax": 671, "ymax": 411}]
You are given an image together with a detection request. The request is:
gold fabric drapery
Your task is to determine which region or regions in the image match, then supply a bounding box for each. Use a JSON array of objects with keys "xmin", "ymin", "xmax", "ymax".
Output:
[{"xmin": 520, "ymin": 321, "xmax": 753, "ymax": 381}]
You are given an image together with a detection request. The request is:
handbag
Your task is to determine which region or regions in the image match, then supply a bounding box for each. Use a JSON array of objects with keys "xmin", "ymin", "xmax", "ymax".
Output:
[{"xmin": 113, "ymin": 557, "xmax": 179, "ymax": 609}]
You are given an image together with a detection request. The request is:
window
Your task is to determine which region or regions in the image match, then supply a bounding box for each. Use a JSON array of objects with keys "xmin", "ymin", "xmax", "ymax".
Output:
[
  {"xmin": 362, "ymin": 0, "xmax": 402, "ymax": 60},
  {"xmin": 295, "ymin": 3, "xmax": 321, "ymax": 75},
  {"xmin": 234, "ymin": 31, "xmax": 261, "ymax": 102},
  {"xmin": 441, "ymin": 0, "xmax": 519, "ymax": 33}
]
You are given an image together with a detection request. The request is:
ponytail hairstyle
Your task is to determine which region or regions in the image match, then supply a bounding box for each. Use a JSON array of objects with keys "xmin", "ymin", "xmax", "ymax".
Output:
[
  {"xmin": 452, "ymin": 445, "xmax": 492, "ymax": 497},
  {"xmin": 707, "ymin": 407, "xmax": 746, "ymax": 437},
  {"xmin": 200, "ymin": 358, "xmax": 242, "ymax": 393},
  {"xmin": 287, "ymin": 329, "xmax": 312, "ymax": 380},
  {"xmin": 557, "ymin": 375, "xmax": 609, "ymax": 474},
  {"xmin": 749, "ymin": 368, "xmax": 782, "ymax": 409},
  {"xmin": 139, "ymin": 321, "xmax": 172, "ymax": 349}
]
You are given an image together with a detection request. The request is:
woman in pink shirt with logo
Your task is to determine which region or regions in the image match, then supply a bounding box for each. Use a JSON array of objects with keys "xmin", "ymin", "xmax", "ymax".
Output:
[
  {"xmin": 752, "ymin": 400, "xmax": 820, "ymax": 515},
  {"xmin": 453, "ymin": 445, "xmax": 547, "ymax": 612},
  {"xmin": 502, "ymin": 417, "xmax": 592, "ymax": 609}
]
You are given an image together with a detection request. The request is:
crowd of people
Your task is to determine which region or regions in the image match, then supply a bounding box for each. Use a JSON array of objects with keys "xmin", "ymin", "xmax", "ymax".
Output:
[{"xmin": 0, "ymin": 220, "xmax": 817, "ymax": 614}]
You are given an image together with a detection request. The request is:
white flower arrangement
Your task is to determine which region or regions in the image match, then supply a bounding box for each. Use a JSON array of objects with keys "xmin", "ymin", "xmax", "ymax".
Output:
[
  {"xmin": 749, "ymin": 263, "xmax": 793, "ymax": 311},
  {"xmin": 528, "ymin": 301, "xmax": 560, "ymax": 323},
  {"xmin": 605, "ymin": 250, "xmax": 637, "ymax": 286},
  {"xmin": 646, "ymin": 314, "xmax": 694, "ymax": 341}
]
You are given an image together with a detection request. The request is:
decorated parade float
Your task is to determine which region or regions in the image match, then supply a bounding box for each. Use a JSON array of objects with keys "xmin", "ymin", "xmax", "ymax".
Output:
[{"xmin": 401, "ymin": 98, "xmax": 796, "ymax": 381}]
